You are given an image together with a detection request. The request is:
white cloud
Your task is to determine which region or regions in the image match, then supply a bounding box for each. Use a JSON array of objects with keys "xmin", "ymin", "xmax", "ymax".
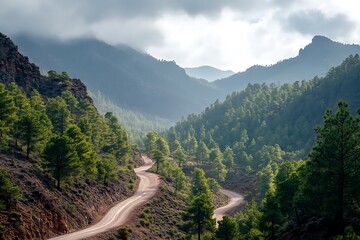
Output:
[
  {"xmin": 147, "ymin": 9, "xmax": 311, "ymax": 71},
  {"xmin": 0, "ymin": 0, "xmax": 359, "ymax": 72},
  {"xmin": 90, "ymin": 18, "xmax": 164, "ymax": 49}
]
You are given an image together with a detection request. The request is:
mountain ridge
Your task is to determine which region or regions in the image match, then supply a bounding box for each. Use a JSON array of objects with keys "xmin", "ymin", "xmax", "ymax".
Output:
[
  {"xmin": 12, "ymin": 34, "xmax": 225, "ymax": 121},
  {"xmin": 10, "ymin": 34, "xmax": 360, "ymax": 125},
  {"xmin": 184, "ymin": 65, "xmax": 235, "ymax": 82},
  {"xmin": 213, "ymin": 35, "xmax": 360, "ymax": 91}
]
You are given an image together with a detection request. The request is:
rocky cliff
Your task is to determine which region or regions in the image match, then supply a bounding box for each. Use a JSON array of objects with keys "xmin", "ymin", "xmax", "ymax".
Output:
[{"xmin": 0, "ymin": 32, "xmax": 91, "ymax": 102}]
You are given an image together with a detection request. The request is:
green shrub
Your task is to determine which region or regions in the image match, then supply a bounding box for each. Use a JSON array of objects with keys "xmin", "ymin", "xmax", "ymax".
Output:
[
  {"xmin": 117, "ymin": 227, "xmax": 131, "ymax": 240},
  {"xmin": 139, "ymin": 212, "xmax": 148, "ymax": 219},
  {"xmin": 0, "ymin": 168, "xmax": 22, "ymax": 210},
  {"xmin": 0, "ymin": 224, "xmax": 6, "ymax": 233},
  {"xmin": 333, "ymin": 226, "xmax": 360, "ymax": 240}
]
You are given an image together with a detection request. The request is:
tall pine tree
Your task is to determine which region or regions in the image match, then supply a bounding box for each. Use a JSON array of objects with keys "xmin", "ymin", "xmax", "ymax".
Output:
[{"xmin": 303, "ymin": 101, "xmax": 360, "ymax": 229}]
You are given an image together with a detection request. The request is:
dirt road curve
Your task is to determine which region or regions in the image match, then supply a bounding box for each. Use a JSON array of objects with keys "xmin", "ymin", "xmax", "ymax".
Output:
[
  {"xmin": 213, "ymin": 189, "xmax": 244, "ymax": 222},
  {"xmin": 48, "ymin": 156, "xmax": 159, "ymax": 240}
]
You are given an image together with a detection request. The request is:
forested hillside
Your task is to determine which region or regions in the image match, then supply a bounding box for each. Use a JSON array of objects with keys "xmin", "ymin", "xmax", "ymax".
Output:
[
  {"xmin": 13, "ymin": 34, "xmax": 360, "ymax": 128},
  {"xmin": 163, "ymin": 55, "xmax": 360, "ymax": 239},
  {"xmin": 0, "ymin": 32, "xmax": 141, "ymax": 239},
  {"xmin": 89, "ymin": 90, "xmax": 172, "ymax": 146},
  {"xmin": 2, "ymin": 29, "xmax": 360, "ymax": 240},
  {"xmin": 173, "ymin": 54, "xmax": 360, "ymax": 170}
]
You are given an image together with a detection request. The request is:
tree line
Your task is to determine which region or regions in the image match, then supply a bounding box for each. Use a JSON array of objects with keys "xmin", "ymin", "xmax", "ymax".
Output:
[
  {"xmin": 213, "ymin": 101, "xmax": 360, "ymax": 239},
  {"xmin": 0, "ymin": 71, "xmax": 133, "ymax": 192},
  {"xmin": 145, "ymin": 131, "xmax": 228, "ymax": 239},
  {"xmin": 154, "ymin": 55, "xmax": 360, "ymax": 239}
]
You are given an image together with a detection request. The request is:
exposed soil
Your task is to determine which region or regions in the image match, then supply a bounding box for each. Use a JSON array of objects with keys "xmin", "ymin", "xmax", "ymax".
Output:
[
  {"xmin": 119, "ymin": 181, "xmax": 187, "ymax": 240},
  {"xmin": 0, "ymin": 150, "xmax": 142, "ymax": 240},
  {"xmin": 93, "ymin": 180, "xmax": 187, "ymax": 240},
  {"xmin": 47, "ymin": 156, "xmax": 159, "ymax": 240},
  {"xmin": 214, "ymin": 189, "xmax": 244, "ymax": 222}
]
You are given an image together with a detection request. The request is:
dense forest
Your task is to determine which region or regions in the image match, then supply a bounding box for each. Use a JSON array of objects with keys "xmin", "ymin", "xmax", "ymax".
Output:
[
  {"xmin": 0, "ymin": 70, "xmax": 141, "ymax": 239},
  {"xmin": 150, "ymin": 55, "xmax": 360, "ymax": 239},
  {"xmin": 89, "ymin": 90, "xmax": 172, "ymax": 146},
  {"xmin": 0, "ymin": 32, "xmax": 150, "ymax": 239},
  {"xmin": 0, "ymin": 70, "xmax": 134, "ymax": 190},
  {"xmin": 172, "ymin": 55, "xmax": 360, "ymax": 169},
  {"xmin": 2, "ymin": 30, "xmax": 360, "ymax": 239}
]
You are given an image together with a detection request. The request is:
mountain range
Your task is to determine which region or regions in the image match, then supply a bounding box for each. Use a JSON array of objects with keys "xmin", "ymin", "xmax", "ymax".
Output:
[
  {"xmin": 11, "ymin": 34, "xmax": 360, "ymax": 124},
  {"xmin": 184, "ymin": 65, "xmax": 235, "ymax": 82},
  {"xmin": 12, "ymin": 35, "xmax": 224, "ymax": 121},
  {"xmin": 214, "ymin": 36, "xmax": 360, "ymax": 91}
]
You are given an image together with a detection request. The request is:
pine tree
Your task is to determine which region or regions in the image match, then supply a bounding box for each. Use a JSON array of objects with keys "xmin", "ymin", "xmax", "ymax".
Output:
[
  {"xmin": 275, "ymin": 160, "xmax": 304, "ymax": 224},
  {"xmin": 187, "ymin": 136, "xmax": 198, "ymax": 159},
  {"xmin": 167, "ymin": 127, "xmax": 178, "ymax": 152},
  {"xmin": 152, "ymin": 150, "xmax": 165, "ymax": 174},
  {"xmin": 196, "ymin": 141, "xmax": 209, "ymax": 165},
  {"xmin": 156, "ymin": 137, "xmax": 170, "ymax": 156},
  {"xmin": 191, "ymin": 168, "xmax": 211, "ymax": 198},
  {"xmin": 145, "ymin": 131, "xmax": 158, "ymax": 158},
  {"xmin": 46, "ymin": 97, "xmax": 73, "ymax": 136},
  {"xmin": 209, "ymin": 148, "xmax": 227, "ymax": 182},
  {"xmin": 96, "ymin": 154, "xmax": 118, "ymax": 185},
  {"xmin": 0, "ymin": 83, "xmax": 15, "ymax": 149},
  {"xmin": 216, "ymin": 216, "xmax": 239, "ymax": 240},
  {"xmin": 44, "ymin": 135, "xmax": 80, "ymax": 190},
  {"xmin": 66, "ymin": 125, "xmax": 97, "ymax": 179},
  {"xmin": 223, "ymin": 146, "xmax": 235, "ymax": 171},
  {"xmin": 207, "ymin": 178, "xmax": 220, "ymax": 194},
  {"xmin": 236, "ymin": 199, "xmax": 263, "ymax": 240},
  {"xmin": 17, "ymin": 104, "xmax": 49, "ymax": 159},
  {"xmin": 7, "ymin": 82, "xmax": 27, "ymax": 147},
  {"xmin": 260, "ymin": 188, "xmax": 283, "ymax": 239},
  {"xmin": 303, "ymin": 101, "xmax": 360, "ymax": 229},
  {"xmin": 61, "ymin": 90, "xmax": 79, "ymax": 117},
  {"xmin": 172, "ymin": 167, "xmax": 188, "ymax": 194},
  {"xmin": 30, "ymin": 90, "xmax": 53, "ymax": 149},
  {"xmin": 104, "ymin": 112, "xmax": 129, "ymax": 161},
  {"xmin": 78, "ymin": 99, "xmax": 104, "ymax": 149},
  {"xmin": 173, "ymin": 146, "xmax": 187, "ymax": 167},
  {"xmin": 0, "ymin": 168, "xmax": 22, "ymax": 210},
  {"xmin": 183, "ymin": 194, "xmax": 216, "ymax": 240}
]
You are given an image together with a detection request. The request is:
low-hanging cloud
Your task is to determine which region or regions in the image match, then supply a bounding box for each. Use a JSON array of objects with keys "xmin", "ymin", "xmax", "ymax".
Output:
[
  {"xmin": 282, "ymin": 10, "xmax": 355, "ymax": 37},
  {"xmin": 0, "ymin": 0, "xmax": 359, "ymax": 71},
  {"xmin": 0, "ymin": 0, "xmax": 273, "ymax": 49}
]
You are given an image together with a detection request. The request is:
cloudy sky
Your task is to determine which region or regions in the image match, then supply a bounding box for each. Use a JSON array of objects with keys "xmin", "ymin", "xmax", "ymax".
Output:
[{"xmin": 0, "ymin": 0, "xmax": 359, "ymax": 72}]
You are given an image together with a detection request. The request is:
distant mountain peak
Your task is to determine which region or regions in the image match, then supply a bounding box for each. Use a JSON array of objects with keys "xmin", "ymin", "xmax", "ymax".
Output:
[
  {"xmin": 311, "ymin": 35, "xmax": 333, "ymax": 44},
  {"xmin": 214, "ymin": 36, "xmax": 360, "ymax": 91},
  {"xmin": 184, "ymin": 65, "xmax": 235, "ymax": 82},
  {"xmin": 299, "ymin": 35, "xmax": 342, "ymax": 57},
  {"xmin": 13, "ymin": 34, "xmax": 224, "ymax": 121}
]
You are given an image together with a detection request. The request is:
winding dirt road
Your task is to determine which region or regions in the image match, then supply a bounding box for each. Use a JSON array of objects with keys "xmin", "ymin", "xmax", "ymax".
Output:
[
  {"xmin": 48, "ymin": 155, "xmax": 159, "ymax": 240},
  {"xmin": 214, "ymin": 189, "xmax": 244, "ymax": 222}
]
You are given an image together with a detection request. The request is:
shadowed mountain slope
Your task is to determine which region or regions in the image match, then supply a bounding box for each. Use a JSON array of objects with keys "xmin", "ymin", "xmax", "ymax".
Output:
[{"xmin": 214, "ymin": 36, "xmax": 360, "ymax": 91}]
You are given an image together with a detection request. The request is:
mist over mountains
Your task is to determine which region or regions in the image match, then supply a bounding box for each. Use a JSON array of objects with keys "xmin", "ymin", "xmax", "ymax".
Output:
[
  {"xmin": 214, "ymin": 36, "xmax": 360, "ymax": 91},
  {"xmin": 184, "ymin": 66, "xmax": 235, "ymax": 82},
  {"xmin": 13, "ymin": 35, "xmax": 225, "ymax": 121},
  {"xmin": 12, "ymin": 34, "xmax": 360, "ymax": 124}
]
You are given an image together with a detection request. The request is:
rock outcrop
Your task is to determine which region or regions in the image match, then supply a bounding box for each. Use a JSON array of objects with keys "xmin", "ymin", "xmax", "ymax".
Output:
[{"xmin": 0, "ymin": 32, "xmax": 91, "ymax": 103}]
